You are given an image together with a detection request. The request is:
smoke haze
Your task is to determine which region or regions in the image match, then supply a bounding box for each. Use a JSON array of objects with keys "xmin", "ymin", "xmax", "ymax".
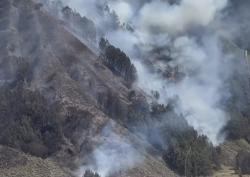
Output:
[
  {"xmin": 40, "ymin": 0, "xmax": 249, "ymax": 176},
  {"xmin": 76, "ymin": 122, "xmax": 143, "ymax": 177},
  {"xmin": 96, "ymin": 0, "xmax": 231, "ymax": 145},
  {"xmin": 137, "ymin": 0, "xmax": 228, "ymax": 34}
]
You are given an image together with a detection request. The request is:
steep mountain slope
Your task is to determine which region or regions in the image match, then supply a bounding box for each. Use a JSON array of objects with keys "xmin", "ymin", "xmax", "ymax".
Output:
[
  {"xmin": 0, "ymin": 145, "xmax": 72, "ymax": 177},
  {"xmin": 0, "ymin": 0, "xmax": 179, "ymax": 176},
  {"xmin": 2, "ymin": 0, "xmax": 250, "ymax": 177}
]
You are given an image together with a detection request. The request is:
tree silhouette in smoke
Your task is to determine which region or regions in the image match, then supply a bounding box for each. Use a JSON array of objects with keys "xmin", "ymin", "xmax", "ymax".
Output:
[
  {"xmin": 99, "ymin": 38, "xmax": 137, "ymax": 87},
  {"xmin": 83, "ymin": 170, "xmax": 100, "ymax": 177}
]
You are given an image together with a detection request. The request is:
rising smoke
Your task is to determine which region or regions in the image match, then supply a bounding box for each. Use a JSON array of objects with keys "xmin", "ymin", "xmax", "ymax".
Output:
[
  {"xmin": 137, "ymin": 0, "xmax": 227, "ymax": 34},
  {"xmin": 41, "ymin": 0, "xmax": 243, "ymax": 176},
  {"xmin": 75, "ymin": 121, "xmax": 143, "ymax": 177},
  {"xmin": 103, "ymin": 0, "xmax": 231, "ymax": 145}
]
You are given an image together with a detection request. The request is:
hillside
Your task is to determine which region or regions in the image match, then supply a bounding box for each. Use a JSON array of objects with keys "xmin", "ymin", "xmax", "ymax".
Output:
[
  {"xmin": 1, "ymin": 0, "xmax": 250, "ymax": 177},
  {"xmin": 0, "ymin": 0, "xmax": 179, "ymax": 176}
]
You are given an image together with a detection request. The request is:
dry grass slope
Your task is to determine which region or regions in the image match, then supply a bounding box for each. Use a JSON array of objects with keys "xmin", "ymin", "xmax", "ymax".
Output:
[{"xmin": 0, "ymin": 145, "xmax": 72, "ymax": 177}]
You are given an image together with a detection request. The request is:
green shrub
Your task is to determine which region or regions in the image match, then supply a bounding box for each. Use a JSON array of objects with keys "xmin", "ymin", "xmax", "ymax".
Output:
[{"xmin": 0, "ymin": 86, "xmax": 63, "ymax": 157}]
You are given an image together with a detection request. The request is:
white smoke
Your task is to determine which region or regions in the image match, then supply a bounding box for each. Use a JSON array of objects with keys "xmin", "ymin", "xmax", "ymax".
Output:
[
  {"xmin": 137, "ymin": 0, "xmax": 227, "ymax": 34},
  {"xmin": 56, "ymin": 0, "xmax": 231, "ymax": 144},
  {"xmin": 76, "ymin": 122, "xmax": 143, "ymax": 177},
  {"xmin": 169, "ymin": 35, "xmax": 230, "ymax": 144},
  {"xmin": 104, "ymin": 0, "xmax": 231, "ymax": 145},
  {"xmin": 60, "ymin": 0, "xmax": 103, "ymax": 22},
  {"xmin": 108, "ymin": 1, "xmax": 133, "ymax": 23},
  {"xmin": 133, "ymin": 34, "xmax": 231, "ymax": 145},
  {"xmin": 43, "ymin": 0, "xmax": 233, "ymax": 174}
]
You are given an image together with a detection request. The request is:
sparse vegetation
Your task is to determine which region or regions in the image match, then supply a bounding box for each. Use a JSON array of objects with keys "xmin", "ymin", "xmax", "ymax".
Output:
[{"xmin": 62, "ymin": 6, "xmax": 97, "ymax": 42}]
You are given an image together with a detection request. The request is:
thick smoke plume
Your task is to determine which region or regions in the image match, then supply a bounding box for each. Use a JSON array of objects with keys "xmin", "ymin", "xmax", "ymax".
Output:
[
  {"xmin": 169, "ymin": 35, "xmax": 231, "ymax": 144},
  {"xmin": 134, "ymin": 36, "xmax": 231, "ymax": 145},
  {"xmin": 41, "ymin": 0, "xmax": 242, "ymax": 176},
  {"xmin": 102, "ymin": 0, "xmax": 231, "ymax": 145},
  {"xmin": 137, "ymin": 0, "xmax": 228, "ymax": 34}
]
